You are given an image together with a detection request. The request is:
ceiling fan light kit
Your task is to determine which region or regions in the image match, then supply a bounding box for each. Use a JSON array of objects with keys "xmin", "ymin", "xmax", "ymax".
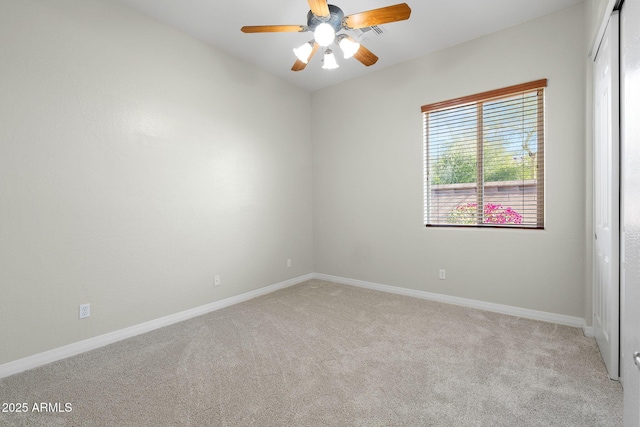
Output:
[
  {"xmin": 322, "ymin": 49, "xmax": 339, "ymax": 69},
  {"xmin": 293, "ymin": 41, "xmax": 315, "ymax": 63},
  {"xmin": 314, "ymin": 22, "xmax": 336, "ymax": 47},
  {"xmin": 241, "ymin": 1, "xmax": 411, "ymax": 72},
  {"xmin": 338, "ymin": 35, "xmax": 360, "ymax": 59}
]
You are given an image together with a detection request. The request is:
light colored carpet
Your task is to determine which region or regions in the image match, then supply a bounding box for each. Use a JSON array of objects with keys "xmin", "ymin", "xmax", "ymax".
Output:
[{"xmin": 0, "ymin": 279, "xmax": 622, "ymax": 426}]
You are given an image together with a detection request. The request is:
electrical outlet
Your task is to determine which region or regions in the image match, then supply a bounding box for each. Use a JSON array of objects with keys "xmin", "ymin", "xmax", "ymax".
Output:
[
  {"xmin": 214, "ymin": 275, "xmax": 221, "ymax": 287},
  {"xmin": 439, "ymin": 269, "xmax": 446, "ymax": 280},
  {"xmin": 79, "ymin": 303, "xmax": 90, "ymax": 319},
  {"xmin": 287, "ymin": 259, "xmax": 292, "ymax": 268}
]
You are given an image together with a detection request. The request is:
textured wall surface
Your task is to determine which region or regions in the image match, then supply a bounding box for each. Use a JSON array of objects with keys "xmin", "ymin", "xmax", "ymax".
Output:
[
  {"xmin": 0, "ymin": 0, "xmax": 313, "ymax": 365},
  {"xmin": 312, "ymin": 4, "xmax": 587, "ymax": 318}
]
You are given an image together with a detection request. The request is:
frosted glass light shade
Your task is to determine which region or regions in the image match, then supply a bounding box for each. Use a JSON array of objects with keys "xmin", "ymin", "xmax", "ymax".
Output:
[
  {"xmin": 293, "ymin": 42, "xmax": 313, "ymax": 63},
  {"xmin": 339, "ymin": 37, "xmax": 360, "ymax": 59},
  {"xmin": 314, "ymin": 23, "xmax": 335, "ymax": 47},
  {"xmin": 322, "ymin": 49, "xmax": 339, "ymax": 69}
]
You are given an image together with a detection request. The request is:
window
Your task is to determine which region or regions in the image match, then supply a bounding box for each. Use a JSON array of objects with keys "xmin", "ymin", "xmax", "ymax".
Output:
[{"xmin": 422, "ymin": 79, "xmax": 546, "ymax": 229}]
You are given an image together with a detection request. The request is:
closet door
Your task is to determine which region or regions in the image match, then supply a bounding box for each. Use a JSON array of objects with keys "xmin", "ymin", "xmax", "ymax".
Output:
[{"xmin": 593, "ymin": 11, "xmax": 620, "ymax": 381}]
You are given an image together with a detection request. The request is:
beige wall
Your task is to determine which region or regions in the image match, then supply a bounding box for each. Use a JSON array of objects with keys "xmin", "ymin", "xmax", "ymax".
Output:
[
  {"xmin": 0, "ymin": 0, "xmax": 314, "ymax": 365},
  {"xmin": 312, "ymin": 4, "xmax": 588, "ymax": 318}
]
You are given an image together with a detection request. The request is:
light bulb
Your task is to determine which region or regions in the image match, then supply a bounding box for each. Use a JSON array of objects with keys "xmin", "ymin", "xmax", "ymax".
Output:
[
  {"xmin": 339, "ymin": 37, "xmax": 360, "ymax": 59},
  {"xmin": 322, "ymin": 49, "xmax": 339, "ymax": 70},
  {"xmin": 293, "ymin": 42, "xmax": 313, "ymax": 63},
  {"xmin": 314, "ymin": 23, "xmax": 335, "ymax": 47}
]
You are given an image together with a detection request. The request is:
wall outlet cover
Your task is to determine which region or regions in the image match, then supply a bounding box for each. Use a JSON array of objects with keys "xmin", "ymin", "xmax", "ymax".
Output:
[{"xmin": 79, "ymin": 303, "xmax": 90, "ymax": 319}]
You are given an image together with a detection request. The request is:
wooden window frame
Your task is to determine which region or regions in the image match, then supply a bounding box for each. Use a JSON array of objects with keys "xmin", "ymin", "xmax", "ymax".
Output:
[{"xmin": 422, "ymin": 79, "xmax": 547, "ymax": 229}]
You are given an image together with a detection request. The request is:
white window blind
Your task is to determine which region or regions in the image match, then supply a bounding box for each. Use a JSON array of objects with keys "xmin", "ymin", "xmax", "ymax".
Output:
[{"xmin": 422, "ymin": 79, "xmax": 546, "ymax": 228}]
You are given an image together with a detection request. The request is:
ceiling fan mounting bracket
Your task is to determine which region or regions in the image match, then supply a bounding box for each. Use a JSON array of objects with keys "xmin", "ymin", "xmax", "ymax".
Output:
[{"xmin": 306, "ymin": 4, "xmax": 344, "ymax": 33}]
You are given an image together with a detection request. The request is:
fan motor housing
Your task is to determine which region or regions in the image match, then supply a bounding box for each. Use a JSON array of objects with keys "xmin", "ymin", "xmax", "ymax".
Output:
[{"xmin": 307, "ymin": 4, "xmax": 344, "ymax": 33}]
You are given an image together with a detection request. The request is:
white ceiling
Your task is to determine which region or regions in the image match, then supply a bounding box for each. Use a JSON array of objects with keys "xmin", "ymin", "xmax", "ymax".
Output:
[{"xmin": 109, "ymin": 0, "xmax": 583, "ymax": 92}]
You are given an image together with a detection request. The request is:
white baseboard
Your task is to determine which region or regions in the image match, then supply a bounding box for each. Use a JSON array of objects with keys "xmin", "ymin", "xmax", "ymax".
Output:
[
  {"xmin": 314, "ymin": 273, "xmax": 589, "ymax": 330},
  {"xmin": 582, "ymin": 326, "xmax": 594, "ymax": 337},
  {"xmin": 0, "ymin": 272, "xmax": 593, "ymax": 379},
  {"xmin": 0, "ymin": 273, "xmax": 314, "ymax": 379}
]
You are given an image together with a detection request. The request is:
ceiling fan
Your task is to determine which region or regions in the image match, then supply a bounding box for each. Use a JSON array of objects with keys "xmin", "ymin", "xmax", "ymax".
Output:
[{"xmin": 241, "ymin": 0, "xmax": 411, "ymax": 71}]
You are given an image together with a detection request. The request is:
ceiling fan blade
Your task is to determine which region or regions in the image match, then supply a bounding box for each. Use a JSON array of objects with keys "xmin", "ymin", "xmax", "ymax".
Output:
[
  {"xmin": 353, "ymin": 43, "xmax": 379, "ymax": 66},
  {"xmin": 343, "ymin": 3, "xmax": 411, "ymax": 29},
  {"xmin": 291, "ymin": 59, "xmax": 308, "ymax": 72},
  {"xmin": 292, "ymin": 43, "xmax": 319, "ymax": 71},
  {"xmin": 308, "ymin": 0, "xmax": 330, "ymax": 18},
  {"xmin": 241, "ymin": 25, "xmax": 305, "ymax": 33}
]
